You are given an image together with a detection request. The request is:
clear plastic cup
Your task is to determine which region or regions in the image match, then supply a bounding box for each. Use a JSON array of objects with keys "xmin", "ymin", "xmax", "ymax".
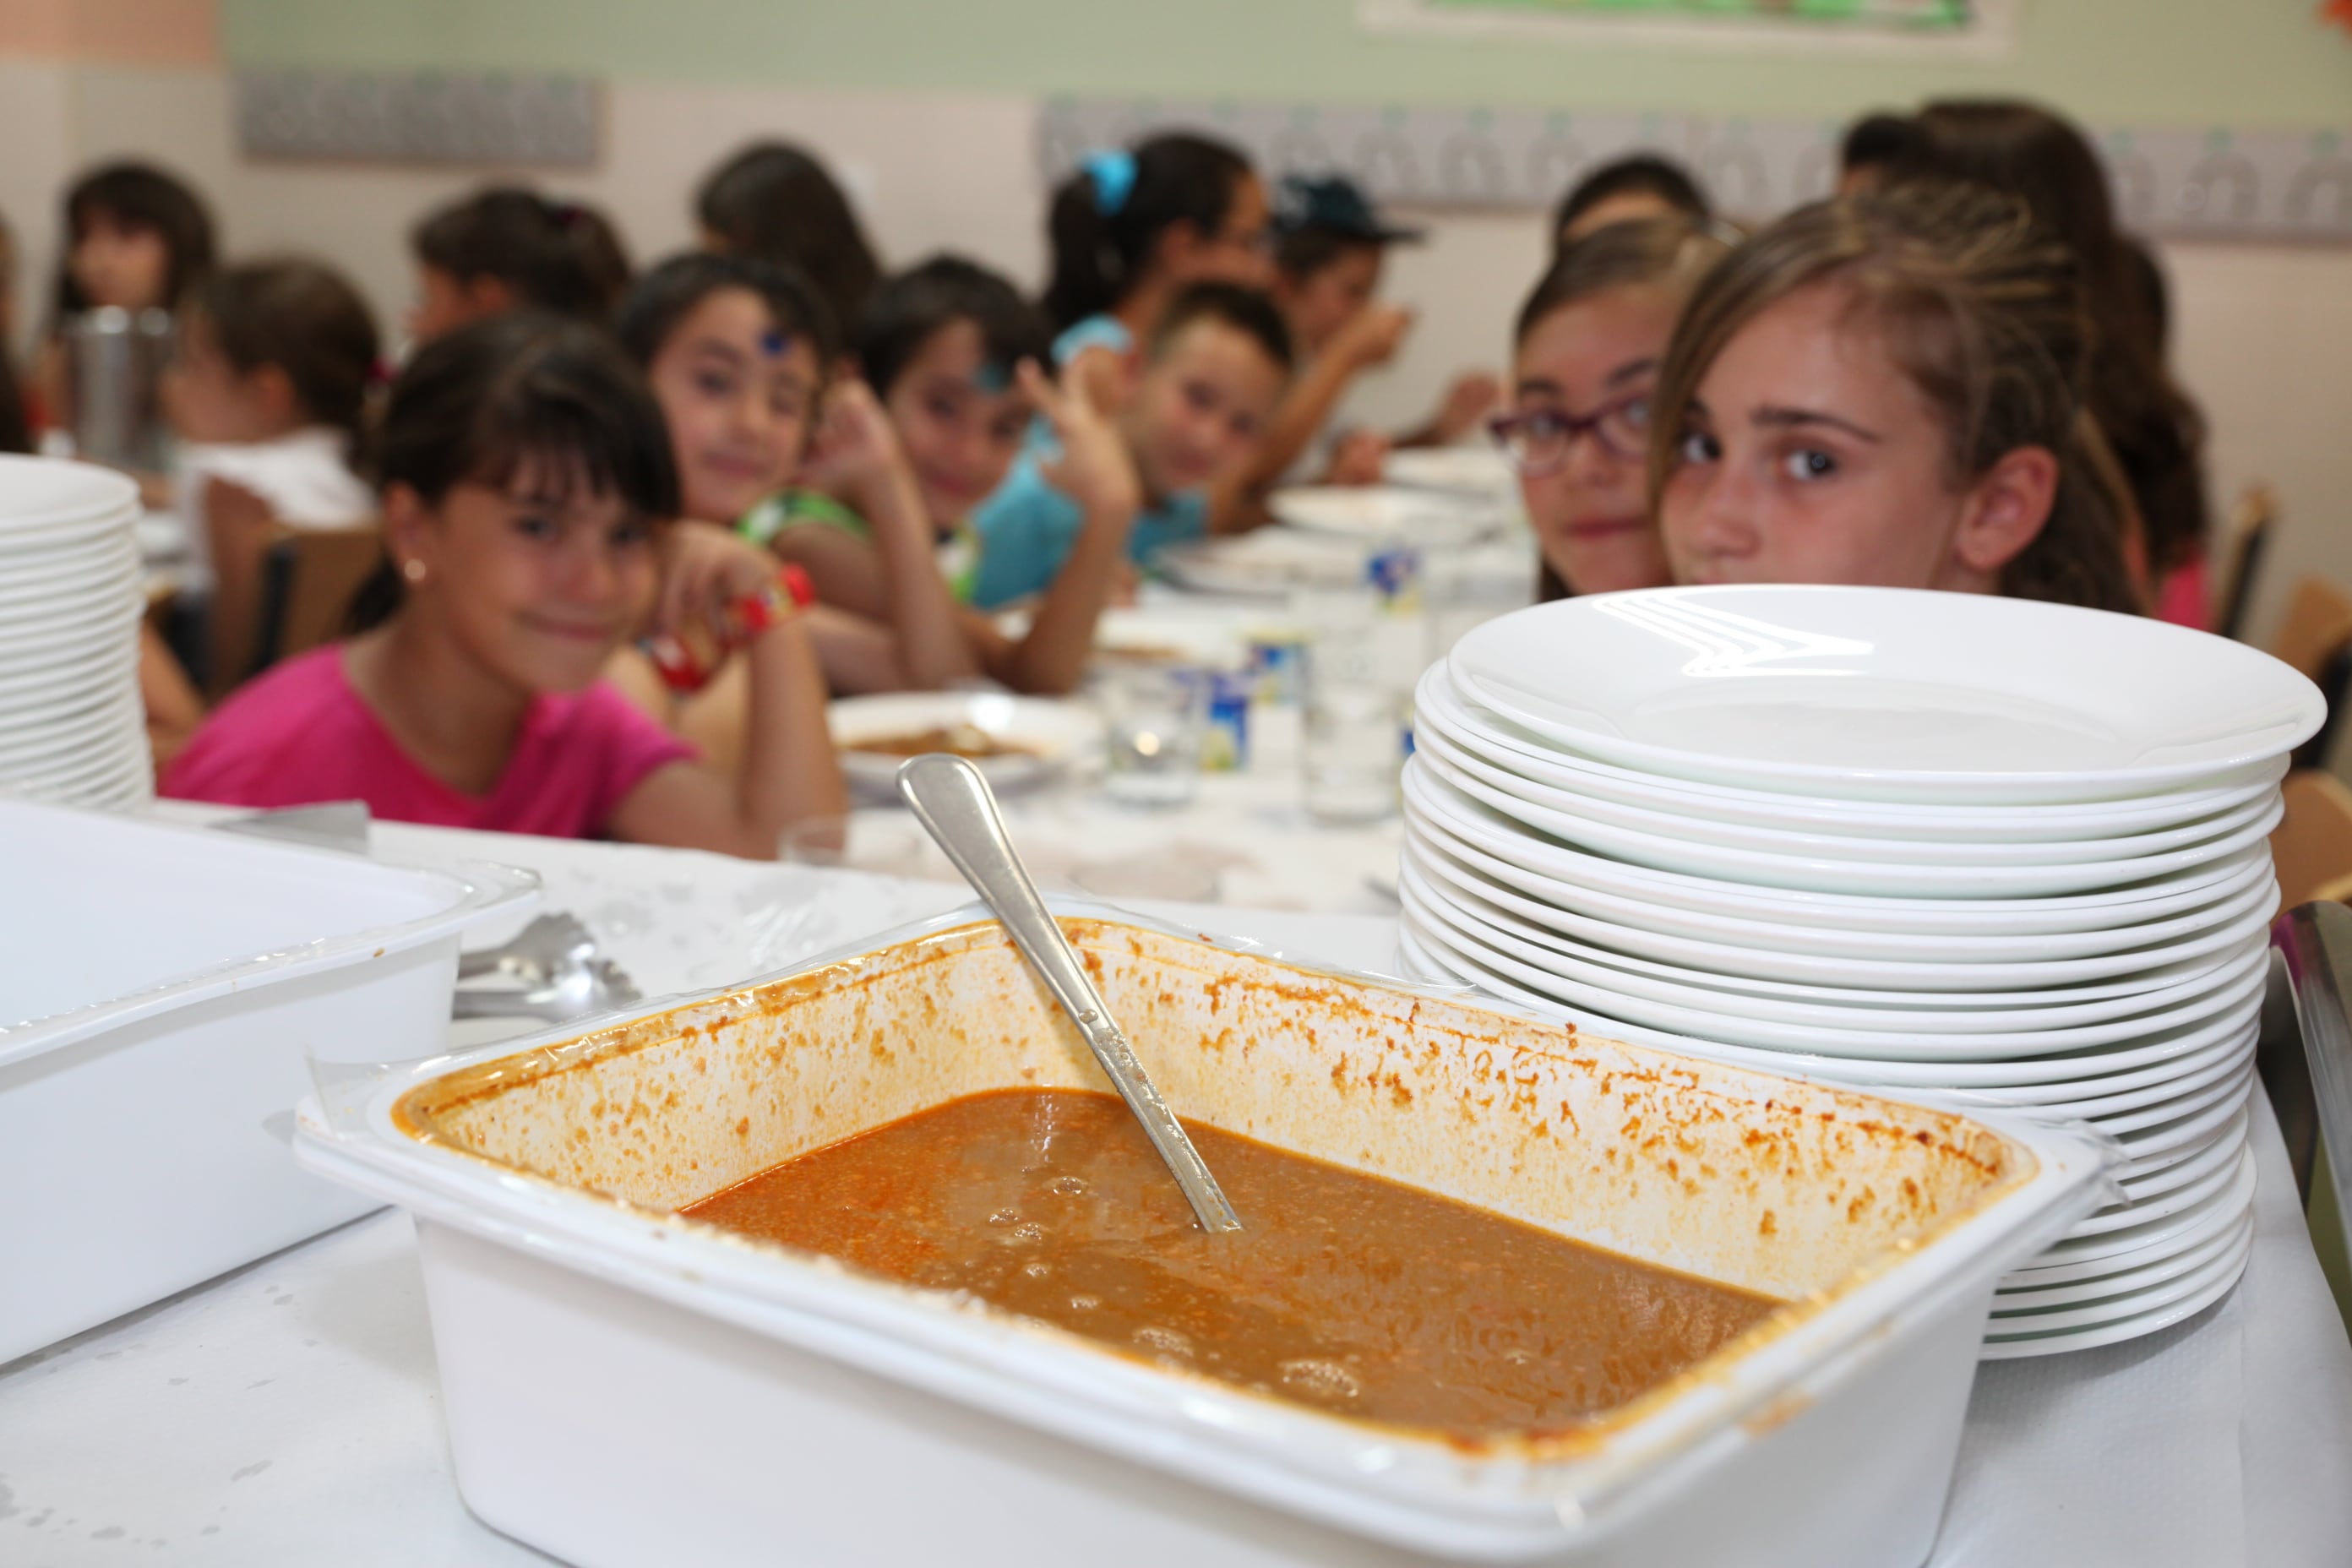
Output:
[{"xmin": 1098, "ymin": 666, "xmax": 1206, "ymax": 808}]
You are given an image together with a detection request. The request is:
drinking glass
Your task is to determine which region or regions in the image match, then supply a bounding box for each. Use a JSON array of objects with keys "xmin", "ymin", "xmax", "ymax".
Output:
[{"xmin": 1097, "ymin": 666, "xmax": 1206, "ymax": 808}]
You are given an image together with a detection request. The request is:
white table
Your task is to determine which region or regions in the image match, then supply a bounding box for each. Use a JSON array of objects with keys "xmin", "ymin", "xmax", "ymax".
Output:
[{"xmin": 6, "ymin": 825, "xmax": 2352, "ymax": 1567}]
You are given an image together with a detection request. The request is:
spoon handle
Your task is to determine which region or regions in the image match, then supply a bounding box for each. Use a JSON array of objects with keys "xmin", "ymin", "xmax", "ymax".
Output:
[{"xmin": 897, "ymin": 754, "xmax": 1243, "ymax": 1233}]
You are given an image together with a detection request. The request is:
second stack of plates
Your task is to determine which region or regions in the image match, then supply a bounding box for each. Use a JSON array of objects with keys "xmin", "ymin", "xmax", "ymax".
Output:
[
  {"xmin": 0, "ymin": 456, "xmax": 150, "ymax": 809},
  {"xmin": 1398, "ymin": 585, "xmax": 2324, "ymax": 1358}
]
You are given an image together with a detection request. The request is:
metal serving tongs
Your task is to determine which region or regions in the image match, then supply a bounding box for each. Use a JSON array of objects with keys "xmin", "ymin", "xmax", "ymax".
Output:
[{"xmin": 897, "ymin": 754, "xmax": 1244, "ymax": 1233}]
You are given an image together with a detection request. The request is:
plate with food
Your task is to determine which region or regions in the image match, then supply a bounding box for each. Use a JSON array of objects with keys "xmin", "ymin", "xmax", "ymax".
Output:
[{"xmin": 828, "ymin": 691, "xmax": 1105, "ymax": 798}]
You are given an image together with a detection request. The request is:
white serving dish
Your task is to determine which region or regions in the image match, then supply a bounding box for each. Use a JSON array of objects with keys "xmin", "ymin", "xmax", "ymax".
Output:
[
  {"xmin": 827, "ymin": 690, "xmax": 1104, "ymax": 798},
  {"xmin": 296, "ymin": 904, "xmax": 2106, "ymax": 1568},
  {"xmin": 1450, "ymin": 586, "xmax": 2323, "ymax": 803},
  {"xmin": 0, "ymin": 798, "xmax": 536, "ymax": 1363}
]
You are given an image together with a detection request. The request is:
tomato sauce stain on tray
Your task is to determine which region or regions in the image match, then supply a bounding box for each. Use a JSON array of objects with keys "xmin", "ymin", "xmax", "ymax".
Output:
[{"xmin": 680, "ymin": 1087, "xmax": 1779, "ymax": 1440}]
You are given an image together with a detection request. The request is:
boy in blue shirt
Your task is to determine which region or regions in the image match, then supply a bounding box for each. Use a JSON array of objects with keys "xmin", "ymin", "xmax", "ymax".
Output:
[{"xmin": 965, "ymin": 281, "xmax": 1291, "ymax": 608}]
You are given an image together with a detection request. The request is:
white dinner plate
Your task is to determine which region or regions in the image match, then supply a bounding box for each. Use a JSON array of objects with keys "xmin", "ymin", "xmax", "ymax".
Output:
[
  {"xmin": 1082, "ymin": 606, "xmax": 1260, "ymax": 668},
  {"xmin": 1422, "ymin": 744, "xmax": 2283, "ymax": 899},
  {"xmin": 1416, "ymin": 711, "xmax": 2282, "ymax": 872},
  {"xmin": 0, "ymin": 524, "xmax": 138, "ymax": 580},
  {"xmin": 1268, "ymin": 484, "xmax": 1505, "ymax": 547},
  {"xmin": 2064, "ymin": 1126, "xmax": 2252, "ymax": 1238},
  {"xmin": 0, "ymin": 455, "xmax": 140, "ymax": 527},
  {"xmin": 0, "ymin": 690, "xmax": 146, "ymax": 765},
  {"xmin": 1401, "ymin": 849, "xmax": 2268, "ymax": 1032},
  {"xmin": 0, "ymin": 636, "xmax": 140, "ymax": 703},
  {"xmin": 0, "ymin": 504, "xmax": 147, "ymax": 555},
  {"xmin": 1405, "ymin": 820, "xmax": 2280, "ymax": 996},
  {"xmin": 0, "ymin": 720, "xmax": 150, "ymax": 787},
  {"xmin": 1984, "ymin": 1220, "xmax": 2251, "ymax": 1339},
  {"xmin": 1979, "ymin": 1242, "xmax": 2250, "ymax": 1358},
  {"xmin": 0, "ymin": 576, "xmax": 144, "ymax": 639},
  {"xmin": 1382, "ymin": 445, "xmax": 1520, "ymax": 500},
  {"xmin": 1449, "ymin": 585, "xmax": 2323, "ymax": 803},
  {"xmin": 1995, "ymin": 1206, "xmax": 2251, "ymax": 1308},
  {"xmin": 828, "ymin": 692, "xmax": 1104, "ymax": 798},
  {"xmin": 1404, "ymin": 875, "xmax": 2270, "ymax": 1060},
  {"xmin": 1402, "ymin": 906, "xmax": 2278, "ymax": 1096},
  {"xmin": 1152, "ymin": 530, "xmax": 1369, "ymax": 598},
  {"xmin": 1404, "ymin": 814, "xmax": 2280, "ymax": 978},
  {"xmin": 2011, "ymin": 1032, "xmax": 2256, "ymax": 1119},
  {"xmin": 1415, "ymin": 663, "xmax": 2289, "ymax": 846},
  {"xmin": 0, "ymin": 536, "xmax": 142, "ymax": 596},
  {"xmin": 1406, "ymin": 760, "xmax": 2274, "ymax": 937},
  {"xmin": 2017, "ymin": 1152, "xmax": 2256, "ymax": 1276},
  {"xmin": 2117, "ymin": 1113, "xmax": 2250, "ymax": 1201}
]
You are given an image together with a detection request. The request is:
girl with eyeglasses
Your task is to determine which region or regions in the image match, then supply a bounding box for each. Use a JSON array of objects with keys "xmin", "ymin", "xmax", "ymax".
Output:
[{"xmin": 1489, "ymin": 217, "xmax": 1731, "ymax": 601}]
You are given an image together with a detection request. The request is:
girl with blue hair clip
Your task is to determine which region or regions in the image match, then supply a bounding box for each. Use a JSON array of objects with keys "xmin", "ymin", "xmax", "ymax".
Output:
[{"xmin": 1041, "ymin": 133, "xmax": 1272, "ymax": 411}]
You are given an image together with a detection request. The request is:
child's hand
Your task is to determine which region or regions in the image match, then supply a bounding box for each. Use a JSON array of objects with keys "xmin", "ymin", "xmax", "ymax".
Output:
[
  {"xmin": 1432, "ymin": 370, "xmax": 1504, "ymax": 443},
  {"xmin": 656, "ymin": 520, "xmax": 786, "ymax": 637},
  {"xmin": 1335, "ymin": 304, "xmax": 1414, "ymax": 372},
  {"xmin": 798, "ymin": 378, "xmax": 907, "ymax": 503},
  {"xmin": 1323, "ymin": 429, "xmax": 1391, "ymax": 487},
  {"xmin": 1021, "ymin": 360, "xmax": 1141, "ymax": 520}
]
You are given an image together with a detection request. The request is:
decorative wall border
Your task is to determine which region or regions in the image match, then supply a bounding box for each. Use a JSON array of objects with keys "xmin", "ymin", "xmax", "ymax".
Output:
[
  {"xmin": 232, "ymin": 69, "xmax": 600, "ymax": 167},
  {"xmin": 1039, "ymin": 97, "xmax": 2352, "ymax": 244}
]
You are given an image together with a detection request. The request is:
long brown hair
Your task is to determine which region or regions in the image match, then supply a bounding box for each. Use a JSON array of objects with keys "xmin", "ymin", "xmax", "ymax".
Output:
[
  {"xmin": 1647, "ymin": 182, "xmax": 2138, "ymax": 615},
  {"xmin": 1890, "ymin": 100, "xmax": 2208, "ymax": 577},
  {"xmin": 1517, "ymin": 215, "xmax": 1730, "ymax": 602}
]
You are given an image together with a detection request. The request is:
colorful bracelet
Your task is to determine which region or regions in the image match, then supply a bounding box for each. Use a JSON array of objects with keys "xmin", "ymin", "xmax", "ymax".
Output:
[{"xmin": 643, "ymin": 567, "xmax": 819, "ymax": 694}]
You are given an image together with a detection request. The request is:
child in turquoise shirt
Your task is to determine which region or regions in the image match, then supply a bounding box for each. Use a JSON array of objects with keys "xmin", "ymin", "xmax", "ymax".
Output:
[{"xmin": 966, "ymin": 280, "xmax": 1293, "ymax": 609}]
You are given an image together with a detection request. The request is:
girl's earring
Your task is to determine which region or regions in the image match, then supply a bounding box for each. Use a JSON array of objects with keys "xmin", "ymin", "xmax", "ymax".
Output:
[{"xmin": 401, "ymin": 558, "xmax": 427, "ymax": 585}]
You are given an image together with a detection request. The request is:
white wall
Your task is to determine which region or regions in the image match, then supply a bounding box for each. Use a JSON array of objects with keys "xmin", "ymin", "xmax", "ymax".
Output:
[{"xmin": 20, "ymin": 65, "xmax": 2352, "ymax": 658}]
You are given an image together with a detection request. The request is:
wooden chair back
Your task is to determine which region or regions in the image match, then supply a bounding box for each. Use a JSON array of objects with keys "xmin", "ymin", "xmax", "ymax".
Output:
[
  {"xmin": 256, "ymin": 525, "xmax": 385, "ymax": 669},
  {"xmin": 2273, "ymin": 770, "xmax": 2352, "ymax": 911},
  {"xmin": 2269, "ymin": 576, "xmax": 2352, "ymax": 771},
  {"xmin": 2213, "ymin": 483, "xmax": 2277, "ymax": 642}
]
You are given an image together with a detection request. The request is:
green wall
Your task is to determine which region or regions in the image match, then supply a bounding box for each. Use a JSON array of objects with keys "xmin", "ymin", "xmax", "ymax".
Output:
[{"xmin": 220, "ymin": 0, "xmax": 2350, "ymax": 128}]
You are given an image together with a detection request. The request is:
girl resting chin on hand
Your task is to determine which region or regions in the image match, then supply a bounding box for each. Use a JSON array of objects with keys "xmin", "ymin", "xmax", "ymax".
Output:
[{"xmin": 162, "ymin": 312, "xmax": 846, "ymax": 857}]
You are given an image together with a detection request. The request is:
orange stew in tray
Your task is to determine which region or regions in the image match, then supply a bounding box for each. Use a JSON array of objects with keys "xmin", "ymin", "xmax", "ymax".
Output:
[{"xmin": 680, "ymin": 1087, "xmax": 1779, "ymax": 1439}]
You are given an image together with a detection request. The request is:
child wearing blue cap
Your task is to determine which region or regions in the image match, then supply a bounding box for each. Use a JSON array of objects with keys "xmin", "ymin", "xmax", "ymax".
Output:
[{"xmin": 1241, "ymin": 173, "xmax": 1500, "ymax": 500}]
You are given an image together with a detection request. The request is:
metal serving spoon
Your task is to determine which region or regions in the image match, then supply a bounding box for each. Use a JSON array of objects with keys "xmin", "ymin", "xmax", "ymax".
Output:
[{"xmin": 897, "ymin": 754, "xmax": 1243, "ymax": 1233}]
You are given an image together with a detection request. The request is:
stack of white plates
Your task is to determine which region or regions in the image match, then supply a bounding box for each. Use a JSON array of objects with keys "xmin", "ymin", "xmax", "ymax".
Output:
[
  {"xmin": 1397, "ymin": 585, "xmax": 2324, "ymax": 1358},
  {"xmin": 0, "ymin": 456, "xmax": 151, "ymax": 809}
]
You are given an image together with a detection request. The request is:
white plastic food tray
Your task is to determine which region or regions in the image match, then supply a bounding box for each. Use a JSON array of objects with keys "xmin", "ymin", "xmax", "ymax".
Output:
[
  {"xmin": 0, "ymin": 798, "xmax": 535, "ymax": 1362},
  {"xmin": 297, "ymin": 901, "xmax": 2108, "ymax": 1568}
]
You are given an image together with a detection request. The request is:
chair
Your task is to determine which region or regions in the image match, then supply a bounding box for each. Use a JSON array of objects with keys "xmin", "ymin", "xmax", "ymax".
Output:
[
  {"xmin": 2213, "ymin": 483, "xmax": 2277, "ymax": 642},
  {"xmin": 2268, "ymin": 576, "xmax": 2352, "ymax": 771},
  {"xmin": 250, "ymin": 525, "xmax": 385, "ymax": 672},
  {"xmin": 2273, "ymin": 770, "xmax": 2352, "ymax": 911}
]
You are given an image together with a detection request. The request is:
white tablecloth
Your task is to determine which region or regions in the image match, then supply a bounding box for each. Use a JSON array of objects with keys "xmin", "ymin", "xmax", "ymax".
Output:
[{"xmin": 5, "ymin": 824, "xmax": 2351, "ymax": 1566}]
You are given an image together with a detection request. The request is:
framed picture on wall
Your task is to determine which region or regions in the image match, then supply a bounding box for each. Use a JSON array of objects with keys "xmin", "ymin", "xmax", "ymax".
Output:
[{"xmin": 1359, "ymin": 0, "xmax": 2023, "ymax": 57}]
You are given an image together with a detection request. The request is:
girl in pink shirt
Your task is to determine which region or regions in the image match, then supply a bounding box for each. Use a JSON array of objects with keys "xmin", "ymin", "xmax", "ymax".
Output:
[{"xmin": 165, "ymin": 313, "xmax": 847, "ymax": 854}]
